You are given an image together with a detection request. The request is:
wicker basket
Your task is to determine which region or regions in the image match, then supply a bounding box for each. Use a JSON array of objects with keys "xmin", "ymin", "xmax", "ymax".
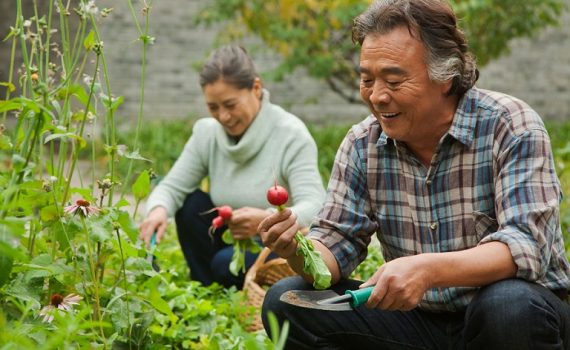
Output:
[{"xmin": 243, "ymin": 247, "xmax": 296, "ymax": 332}]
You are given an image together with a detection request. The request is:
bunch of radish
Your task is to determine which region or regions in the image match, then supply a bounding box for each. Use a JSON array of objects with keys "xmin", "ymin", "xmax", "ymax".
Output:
[
  {"xmin": 266, "ymin": 183, "xmax": 331, "ymax": 290},
  {"xmin": 207, "ymin": 205, "xmax": 261, "ymax": 276},
  {"xmin": 208, "ymin": 205, "xmax": 233, "ymax": 238}
]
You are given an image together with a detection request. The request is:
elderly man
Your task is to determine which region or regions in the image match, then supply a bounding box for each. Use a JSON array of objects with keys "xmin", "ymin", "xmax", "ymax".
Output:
[{"xmin": 258, "ymin": 0, "xmax": 570, "ymax": 349}]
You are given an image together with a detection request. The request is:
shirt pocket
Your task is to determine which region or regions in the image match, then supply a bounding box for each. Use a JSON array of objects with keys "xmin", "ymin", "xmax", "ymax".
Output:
[{"xmin": 472, "ymin": 211, "xmax": 499, "ymax": 241}]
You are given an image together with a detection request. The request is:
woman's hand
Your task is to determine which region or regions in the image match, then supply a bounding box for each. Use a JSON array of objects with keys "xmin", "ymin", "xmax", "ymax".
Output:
[
  {"xmin": 139, "ymin": 206, "xmax": 168, "ymax": 247},
  {"xmin": 257, "ymin": 208, "xmax": 299, "ymax": 259},
  {"xmin": 228, "ymin": 207, "xmax": 271, "ymax": 240}
]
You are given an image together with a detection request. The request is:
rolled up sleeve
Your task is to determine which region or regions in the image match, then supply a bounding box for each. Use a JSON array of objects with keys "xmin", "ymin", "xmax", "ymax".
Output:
[{"xmin": 481, "ymin": 126, "xmax": 562, "ymax": 282}]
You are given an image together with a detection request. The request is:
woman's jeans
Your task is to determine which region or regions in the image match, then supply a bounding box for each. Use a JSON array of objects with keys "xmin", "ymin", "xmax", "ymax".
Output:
[
  {"xmin": 262, "ymin": 276, "xmax": 570, "ymax": 350},
  {"xmin": 174, "ymin": 190, "xmax": 261, "ymax": 289}
]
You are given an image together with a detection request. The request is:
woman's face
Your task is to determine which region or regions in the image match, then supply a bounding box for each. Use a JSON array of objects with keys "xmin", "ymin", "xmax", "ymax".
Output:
[{"xmin": 203, "ymin": 78, "xmax": 262, "ymax": 138}]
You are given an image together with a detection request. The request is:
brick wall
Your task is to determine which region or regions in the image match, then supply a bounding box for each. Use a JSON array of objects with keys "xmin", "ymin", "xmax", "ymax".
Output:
[{"xmin": 1, "ymin": 1, "xmax": 569, "ymax": 124}]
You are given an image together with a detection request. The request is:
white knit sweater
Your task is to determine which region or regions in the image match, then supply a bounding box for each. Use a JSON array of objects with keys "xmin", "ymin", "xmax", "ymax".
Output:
[{"xmin": 145, "ymin": 90, "xmax": 326, "ymax": 227}]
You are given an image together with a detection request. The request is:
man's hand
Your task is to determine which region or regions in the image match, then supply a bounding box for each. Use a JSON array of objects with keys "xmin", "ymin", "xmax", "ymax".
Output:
[
  {"xmin": 257, "ymin": 208, "xmax": 299, "ymax": 259},
  {"xmin": 228, "ymin": 207, "xmax": 271, "ymax": 240},
  {"xmin": 139, "ymin": 206, "xmax": 168, "ymax": 247},
  {"xmin": 360, "ymin": 255, "xmax": 432, "ymax": 311}
]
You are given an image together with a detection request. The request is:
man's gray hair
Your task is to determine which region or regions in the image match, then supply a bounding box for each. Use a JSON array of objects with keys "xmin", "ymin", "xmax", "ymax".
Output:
[{"xmin": 353, "ymin": 0, "xmax": 478, "ymax": 97}]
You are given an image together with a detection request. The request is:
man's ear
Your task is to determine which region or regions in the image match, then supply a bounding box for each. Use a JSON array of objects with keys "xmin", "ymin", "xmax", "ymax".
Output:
[{"xmin": 441, "ymin": 78, "xmax": 453, "ymax": 95}]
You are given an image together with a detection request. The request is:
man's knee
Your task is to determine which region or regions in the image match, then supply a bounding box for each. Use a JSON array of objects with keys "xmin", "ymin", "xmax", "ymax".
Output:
[
  {"xmin": 465, "ymin": 279, "xmax": 563, "ymax": 348},
  {"xmin": 261, "ymin": 276, "xmax": 311, "ymax": 328}
]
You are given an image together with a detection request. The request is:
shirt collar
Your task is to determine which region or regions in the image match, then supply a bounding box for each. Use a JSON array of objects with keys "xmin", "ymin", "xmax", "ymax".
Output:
[{"xmin": 446, "ymin": 87, "xmax": 479, "ymax": 147}]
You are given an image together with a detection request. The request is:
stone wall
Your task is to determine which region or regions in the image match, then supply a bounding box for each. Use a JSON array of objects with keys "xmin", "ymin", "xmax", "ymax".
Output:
[{"xmin": 1, "ymin": 1, "xmax": 569, "ymax": 125}]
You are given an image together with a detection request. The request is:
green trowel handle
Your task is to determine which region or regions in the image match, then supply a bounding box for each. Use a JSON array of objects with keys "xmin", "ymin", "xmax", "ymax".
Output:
[{"xmin": 345, "ymin": 286, "xmax": 374, "ymax": 307}]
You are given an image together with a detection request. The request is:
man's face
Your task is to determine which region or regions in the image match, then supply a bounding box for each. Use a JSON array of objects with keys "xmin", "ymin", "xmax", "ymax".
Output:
[{"xmin": 359, "ymin": 26, "xmax": 453, "ymax": 146}]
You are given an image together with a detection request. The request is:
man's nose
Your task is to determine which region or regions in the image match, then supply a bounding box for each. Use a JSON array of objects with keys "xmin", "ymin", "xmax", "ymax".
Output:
[{"xmin": 369, "ymin": 82, "xmax": 391, "ymax": 105}]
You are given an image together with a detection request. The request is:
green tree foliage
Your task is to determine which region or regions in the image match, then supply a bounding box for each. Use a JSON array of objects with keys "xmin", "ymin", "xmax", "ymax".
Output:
[{"xmin": 196, "ymin": 0, "xmax": 566, "ymax": 103}]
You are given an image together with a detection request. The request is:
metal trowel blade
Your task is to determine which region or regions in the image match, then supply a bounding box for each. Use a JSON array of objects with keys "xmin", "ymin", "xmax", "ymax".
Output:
[{"xmin": 279, "ymin": 289, "xmax": 353, "ymax": 311}]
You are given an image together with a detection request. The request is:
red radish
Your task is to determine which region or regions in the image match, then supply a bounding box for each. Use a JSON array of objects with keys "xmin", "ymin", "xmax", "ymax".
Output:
[
  {"xmin": 267, "ymin": 184, "xmax": 289, "ymax": 207},
  {"xmin": 211, "ymin": 216, "xmax": 224, "ymax": 229},
  {"xmin": 218, "ymin": 205, "xmax": 233, "ymax": 220}
]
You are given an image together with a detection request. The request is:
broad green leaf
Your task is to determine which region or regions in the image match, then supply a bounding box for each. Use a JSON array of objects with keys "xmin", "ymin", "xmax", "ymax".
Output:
[
  {"xmin": 0, "ymin": 134, "xmax": 13, "ymax": 150},
  {"xmin": 132, "ymin": 170, "xmax": 150, "ymax": 201},
  {"xmin": 124, "ymin": 149, "xmax": 152, "ymax": 162},
  {"xmin": 0, "ymin": 254, "xmax": 14, "ymax": 288},
  {"xmin": 295, "ymin": 233, "xmax": 331, "ymax": 289},
  {"xmin": 83, "ymin": 30, "xmax": 96, "ymax": 51},
  {"xmin": 56, "ymin": 84, "xmax": 96, "ymax": 113},
  {"xmin": 44, "ymin": 132, "xmax": 87, "ymax": 149},
  {"xmin": 0, "ymin": 99, "xmax": 22, "ymax": 113},
  {"xmin": 149, "ymin": 288, "xmax": 178, "ymax": 324},
  {"xmin": 39, "ymin": 205, "xmax": 59, "ymax": 222},
  {"xmin": 90, "ymin": 216, "xmax": 113, "ymax": 243},
  {"xmin": 116, "ymin": 210, "xmax": 138, "ymax": 243},
  {"xmin": 0, "ymin": 82, "xmax": 15, "ymax": 92}
]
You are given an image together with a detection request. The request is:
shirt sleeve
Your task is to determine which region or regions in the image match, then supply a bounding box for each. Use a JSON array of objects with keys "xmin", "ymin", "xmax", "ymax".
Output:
[
  {"xmin": 145, "ymin": 120, "xmax": 209, "ymax": 217},
  {"xmin": 308, "ymin": 128, "xmax": 378, "ymax": 278},
  {"xmin": 479, "ymin": 124, "xmax": 562, "ymax": 282}
]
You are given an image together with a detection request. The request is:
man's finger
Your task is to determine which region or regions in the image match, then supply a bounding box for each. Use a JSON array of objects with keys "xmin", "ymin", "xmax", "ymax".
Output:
[{"xmin": 258, "ymin": 208, "xmax": 292, "ymax": 233}]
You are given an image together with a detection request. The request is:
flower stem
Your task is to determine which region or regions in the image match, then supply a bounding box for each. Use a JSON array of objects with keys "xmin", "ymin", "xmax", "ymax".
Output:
[{"xmin": 80, "ymin": 216, "xmax": 105, "ymax": 340}]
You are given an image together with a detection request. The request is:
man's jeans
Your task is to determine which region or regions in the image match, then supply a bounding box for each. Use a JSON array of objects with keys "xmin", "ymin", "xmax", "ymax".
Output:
[{"xmin": 262, "ymin": 276, "xmax": 570, "ymax": 350}]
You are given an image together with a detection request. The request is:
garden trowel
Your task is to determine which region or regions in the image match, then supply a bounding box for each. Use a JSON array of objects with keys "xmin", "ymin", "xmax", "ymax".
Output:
[
  {"xmin": 146, "ymin": 232, "xmax": 160, "ymax": 272},
  {"xmin": 279, "ymin": 286, "xmax": 373, "ymax": 311}
]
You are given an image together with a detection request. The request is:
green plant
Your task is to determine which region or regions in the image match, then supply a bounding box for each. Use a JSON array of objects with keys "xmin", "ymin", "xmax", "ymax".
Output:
[{"xmin": 0, "ymin": 1, "xmax": 286, "ymax": 348}]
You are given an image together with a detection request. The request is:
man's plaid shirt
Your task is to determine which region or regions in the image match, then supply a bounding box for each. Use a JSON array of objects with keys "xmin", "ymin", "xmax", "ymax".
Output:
[{"xmin": 309, "ymin": 87, "xmax": 570, "ymax": 312}]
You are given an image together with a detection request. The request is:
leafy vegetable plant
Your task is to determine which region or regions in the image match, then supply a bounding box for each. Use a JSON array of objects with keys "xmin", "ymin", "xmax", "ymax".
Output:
[{"xmin": 266, "ymin": 184, "xmax": 332, "ymax": 289}]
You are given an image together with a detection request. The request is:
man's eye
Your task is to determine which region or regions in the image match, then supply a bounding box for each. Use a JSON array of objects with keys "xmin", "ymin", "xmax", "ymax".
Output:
[
  {"xmin": 361, "ymin": 78, "xmax": 373, "ymax": 85},
  {"xmin": 386, "ymin": 81, "xmax": 401, "ymax": 89}
]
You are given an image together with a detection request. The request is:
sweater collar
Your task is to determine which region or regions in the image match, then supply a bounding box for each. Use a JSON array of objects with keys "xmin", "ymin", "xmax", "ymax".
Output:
[{"xmin": 215, "ymin": 89, "xmax": 273, "ymax": 164}]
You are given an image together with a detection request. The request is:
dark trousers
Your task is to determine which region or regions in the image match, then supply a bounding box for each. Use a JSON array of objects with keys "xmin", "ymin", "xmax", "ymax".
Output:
[
  {"xmin": 174, "ymin": 190, "xmax": 262, "ymax": 289},
  {"xmin": 263, "ymin": 276, "xmax": 570, "ymax": 350}
]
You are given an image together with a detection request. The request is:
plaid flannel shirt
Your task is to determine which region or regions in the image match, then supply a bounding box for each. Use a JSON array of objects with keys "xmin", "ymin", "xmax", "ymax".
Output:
[{"xmin": 309, "ymin": 87, "xmax": 570, "ymax": 312}]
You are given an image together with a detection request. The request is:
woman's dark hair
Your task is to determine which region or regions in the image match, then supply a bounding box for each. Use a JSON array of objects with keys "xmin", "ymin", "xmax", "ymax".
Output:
[
  {"xmin": 199, "ymin": 45, "xmax": 259, "ymax": 89},
  {"xmin": 352, "ymin": 0, "xmax": 478, "ymax": 97}
]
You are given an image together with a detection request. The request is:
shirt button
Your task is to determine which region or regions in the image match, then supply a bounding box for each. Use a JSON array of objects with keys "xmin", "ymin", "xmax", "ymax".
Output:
[
  {"xmin": 430, "ymin": 222, "xmax": 438, "ymax": 230},
  {"xmin": 426, "ymin": 179, "xmax": 432, "ymax": 186}
]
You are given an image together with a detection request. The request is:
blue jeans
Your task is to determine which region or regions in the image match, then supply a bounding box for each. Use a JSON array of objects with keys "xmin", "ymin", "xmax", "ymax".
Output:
[
  {"xmin": 174, "ymin": 190, "xmax": 264, "ymax": 289},
  {"xmin": 262, "ymin": 276, "xmax": 570, "ymax": 349}
]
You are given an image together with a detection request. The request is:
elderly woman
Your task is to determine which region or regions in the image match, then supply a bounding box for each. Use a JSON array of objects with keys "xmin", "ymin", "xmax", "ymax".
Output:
[{"xmin": 139, "ymin": 45, "xmax": 325, "ymax": 288}]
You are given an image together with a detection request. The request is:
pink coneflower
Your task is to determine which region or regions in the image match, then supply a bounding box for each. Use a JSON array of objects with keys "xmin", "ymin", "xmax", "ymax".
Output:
[
  {"xmin": 64, "ymin": 199, "xmax": 100, "ymax": 217},
  {"xmin": 39, "ymin": 293, "xmax": 83, "ymax": 323}
]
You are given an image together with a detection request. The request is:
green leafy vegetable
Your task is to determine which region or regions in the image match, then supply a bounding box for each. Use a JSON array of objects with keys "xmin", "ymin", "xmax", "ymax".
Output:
[
  {"xmin": 221, "ymin": 229, "xmax": 262, "ymax": 276},
  {"xmin": 294, "ymin": 232, "xmax": 331, "ymax": 289}
]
